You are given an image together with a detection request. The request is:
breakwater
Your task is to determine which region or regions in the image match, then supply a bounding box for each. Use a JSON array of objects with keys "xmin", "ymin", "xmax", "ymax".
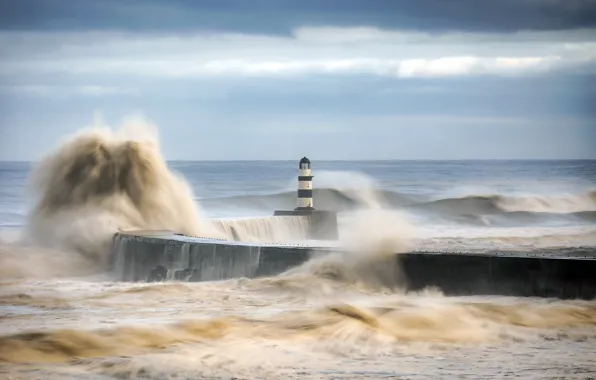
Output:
[{"xmin": 111, "ymin": 231, "xmax": 596, "ymax": 300}]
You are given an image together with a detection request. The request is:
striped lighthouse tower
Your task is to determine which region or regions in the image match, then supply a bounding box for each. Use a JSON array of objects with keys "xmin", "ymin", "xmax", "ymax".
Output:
[
  {"xmin": 274, "ymin": 157, "xmax": 337, "ymax": 240},
  {"xmin": 296, "ymin": 157, "xmax": 315, "ymax": 210}
]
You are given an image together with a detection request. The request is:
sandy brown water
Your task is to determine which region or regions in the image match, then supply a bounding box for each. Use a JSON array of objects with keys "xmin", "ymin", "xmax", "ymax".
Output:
[{"xmin": 1, "ymin": 270, "xmax": 595, "ymax": 380}]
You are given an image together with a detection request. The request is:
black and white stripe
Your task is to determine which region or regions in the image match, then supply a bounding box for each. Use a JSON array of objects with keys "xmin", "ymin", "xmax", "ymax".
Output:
[{"xmin": 296, "ymin": 157, "xmax": 314, "ymax": 210}]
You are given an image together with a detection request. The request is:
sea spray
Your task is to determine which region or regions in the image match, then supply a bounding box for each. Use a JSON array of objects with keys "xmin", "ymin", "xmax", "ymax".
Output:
[
  {"xmin": 2, "ymin": 116, "xmax": 225, "ymax": 279},
  {"xmin": 293, "ymin": 170, "xmax": 390, "ymax": 209},
  {"xmin": 206, "ymin": 170, "xmax": 393, "ymax": 243},
  {"xmin": 210, "ymin": 215, "xmax": 311, "ymax": 243},
  {"xmin": 0, "ymin": 243, "xmax": 98, "ymax": 280},
  {"xmin": 265, "ymin": 209, "xmax": 418, "ymax": 294}
]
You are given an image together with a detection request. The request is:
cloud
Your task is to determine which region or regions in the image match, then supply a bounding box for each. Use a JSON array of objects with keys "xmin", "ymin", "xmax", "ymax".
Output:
[
  {"xmin": 1, "ymin": 0, "xmax": 595, "ymax": 33},
  {"xmin": 0, "ymin": 27, "xmax": 594, "ymax": 81}
]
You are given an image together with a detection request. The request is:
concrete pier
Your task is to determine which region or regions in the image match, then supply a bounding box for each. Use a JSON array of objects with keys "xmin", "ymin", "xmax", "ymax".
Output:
[{"xmin": 111, "ymin": 231, "xmax": 596, "ymax": 300}]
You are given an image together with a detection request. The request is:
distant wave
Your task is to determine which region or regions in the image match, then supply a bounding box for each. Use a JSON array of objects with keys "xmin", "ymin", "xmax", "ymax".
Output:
[
  {"xmin": 199, "ymin": 188, "xmax": 596, "ymax": 227},
  {"xmin": 414, "ymin": 190, "xmax": 596, "ymax": 215},
  {"xmin": 199, "ymin": 188, "xmax": 417, "ymax": 212},
  {"xmin": 492, "ymin": 210, "xmax": 596, "ymax": 223},
  {"xmin": 408, "ymin": 190, "xmax": 596, "ymax": 224},
  {"xmin": 439, "ymin": 210, "xmax": 596, "ymax": 227}
]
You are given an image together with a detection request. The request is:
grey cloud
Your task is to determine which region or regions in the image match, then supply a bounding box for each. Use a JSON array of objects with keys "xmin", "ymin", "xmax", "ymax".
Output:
[
  {"xmin": 1, "ymin": 27, "xmax": 593, "ymax": 79},
  {"xmin": 1, "ymin": 0, "xmax": 595, "ymax": 34}
]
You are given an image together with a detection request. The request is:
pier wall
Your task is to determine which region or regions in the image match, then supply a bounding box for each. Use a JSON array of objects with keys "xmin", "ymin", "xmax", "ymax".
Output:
[{"xmin": 111, "ymin": 232, "xmax": 596, "ymax": 300}]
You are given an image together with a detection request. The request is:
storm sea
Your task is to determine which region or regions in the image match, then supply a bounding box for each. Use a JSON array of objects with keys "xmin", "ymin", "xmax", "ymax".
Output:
[{"xmin": 1, "ymin": 121, "xmax": 595, "ymax": 379}]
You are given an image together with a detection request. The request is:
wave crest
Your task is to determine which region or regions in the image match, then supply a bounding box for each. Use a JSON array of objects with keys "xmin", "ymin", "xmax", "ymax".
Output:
[{"xmin": 23, "ymin": 116, "xmax": 224, "ymax": 268}]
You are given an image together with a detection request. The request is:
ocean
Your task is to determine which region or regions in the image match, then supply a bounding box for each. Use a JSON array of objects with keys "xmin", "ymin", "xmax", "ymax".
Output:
[
  {"xmin": 0, "ymin": 124, "xmax": 595, "ymax": 379},
  {"xmin": 2, "ymin": 159, "xmax": 595, "ymax": 250}
]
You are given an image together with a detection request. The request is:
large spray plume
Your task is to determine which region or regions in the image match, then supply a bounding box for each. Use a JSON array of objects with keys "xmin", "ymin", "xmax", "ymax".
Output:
[
  {"xmin": 256, "ymin": 209, "xmax": 418, "ymax": 296},
  {"xmin": 20, "ymin": 116, "xmax": 224, "ymax": 270}
]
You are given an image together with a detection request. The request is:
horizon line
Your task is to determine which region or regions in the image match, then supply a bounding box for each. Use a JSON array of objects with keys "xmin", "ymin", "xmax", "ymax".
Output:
[{"xmin": 1, "ymin": 158, "xmax": 595, "ymax": 164}]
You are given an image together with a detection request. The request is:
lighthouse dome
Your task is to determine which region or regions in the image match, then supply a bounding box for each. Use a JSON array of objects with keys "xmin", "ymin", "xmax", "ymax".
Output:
[{"xmin": 299, "ymin": 157, "xmax": 311, "ymax": 167}]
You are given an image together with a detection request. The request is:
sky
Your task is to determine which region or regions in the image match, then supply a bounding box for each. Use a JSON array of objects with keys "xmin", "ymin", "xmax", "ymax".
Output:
[{"xmin": 0, "ymin": 0, "xmax": 595, "ymax": 160}]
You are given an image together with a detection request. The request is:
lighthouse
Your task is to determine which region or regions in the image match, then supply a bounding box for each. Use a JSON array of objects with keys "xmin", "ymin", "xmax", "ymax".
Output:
[
  {"xmin": 297, "ymin": 157, "xmax": 314, "ymax": 210},
  {"xmin": 274, "ymin": 157, "xmax": 338, "ymax": 240}
]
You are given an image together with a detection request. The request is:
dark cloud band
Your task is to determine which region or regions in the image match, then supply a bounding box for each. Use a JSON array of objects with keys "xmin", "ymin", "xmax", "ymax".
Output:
[{"xmin": 1, "ymin": 0, "xmax": 595, "ymax": 33}]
